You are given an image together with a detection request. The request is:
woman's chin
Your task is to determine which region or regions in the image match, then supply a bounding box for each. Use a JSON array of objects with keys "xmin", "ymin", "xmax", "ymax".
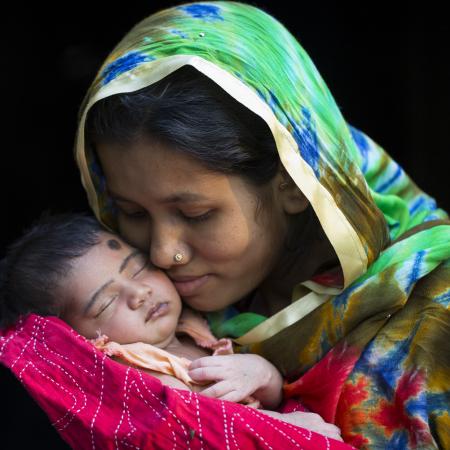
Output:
[{"xmin": 182, "ymin": 294, "xmax": 234, "ymax": 313}]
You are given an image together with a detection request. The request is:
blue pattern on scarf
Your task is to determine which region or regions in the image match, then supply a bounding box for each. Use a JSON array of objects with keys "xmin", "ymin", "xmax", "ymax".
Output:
[{"xmin": 101, "ymin": 52, "xmax": 155, "ymax": 85}]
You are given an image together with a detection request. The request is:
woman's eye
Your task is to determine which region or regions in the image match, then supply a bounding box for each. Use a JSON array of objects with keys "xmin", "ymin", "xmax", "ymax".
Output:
[
  {"xmin": 121, "ymin": 210, "xmax": 148, "ymax": 220},
  {"xmin": 112, "ymin": 201, "xmax": 147, "ymax": 220},
  {"xmin": 181, "ymin": 211, "xmax": 213, "ymax": 223}
]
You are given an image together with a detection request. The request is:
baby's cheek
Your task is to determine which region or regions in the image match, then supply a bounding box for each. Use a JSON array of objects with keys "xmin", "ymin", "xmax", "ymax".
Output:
[
  {"xmin": 100, "ymin": 314, "xmax": 129, "ymax": 341},
  {"xmin": 152, "ymin": 272, "xmax": 181, "ymax": 301}
]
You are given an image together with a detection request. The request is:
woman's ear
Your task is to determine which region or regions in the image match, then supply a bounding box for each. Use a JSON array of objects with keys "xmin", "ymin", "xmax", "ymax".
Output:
[{"xmin": 275, "ymin": 168, "xmax": 309, "ymax": 215}]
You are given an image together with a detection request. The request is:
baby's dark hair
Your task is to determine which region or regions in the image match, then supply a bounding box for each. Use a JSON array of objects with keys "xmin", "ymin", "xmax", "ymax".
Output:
[{"xmin": 0, "ymin": 212, "xmax": 104, "ymax": 329}]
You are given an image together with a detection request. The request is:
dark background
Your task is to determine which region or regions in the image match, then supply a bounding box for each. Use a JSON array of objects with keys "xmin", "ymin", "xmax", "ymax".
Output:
[{"xmin": 1, "ymin": 1, "xmax": 449, "ymax": 448}]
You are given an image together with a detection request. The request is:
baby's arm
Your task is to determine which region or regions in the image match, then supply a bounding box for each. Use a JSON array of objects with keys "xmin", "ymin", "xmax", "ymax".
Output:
[{"xmin": 188, "ymin": 353, "xmax": 283, "ymax": 409}]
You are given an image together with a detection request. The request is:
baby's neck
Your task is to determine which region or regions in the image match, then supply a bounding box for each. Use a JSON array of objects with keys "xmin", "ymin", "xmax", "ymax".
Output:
[
  {"xmin": 163, "ymin": 334, "xmax": 183, "ymax": 350},
  {"xmin": 164, "ymin": 334, "xmax": 210, "ymax": 361}
]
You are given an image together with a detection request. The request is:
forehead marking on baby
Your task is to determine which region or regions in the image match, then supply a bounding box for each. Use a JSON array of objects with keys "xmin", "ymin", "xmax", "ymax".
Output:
[{"xmin": 107, "ymin": 239, "xmax": 122, "ymax": 250}]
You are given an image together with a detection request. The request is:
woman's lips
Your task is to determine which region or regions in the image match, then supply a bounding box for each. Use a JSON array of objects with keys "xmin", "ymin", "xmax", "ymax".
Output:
[{"xmin": 171, "ymin": 274, "xmax": 210, "ymax": 296}]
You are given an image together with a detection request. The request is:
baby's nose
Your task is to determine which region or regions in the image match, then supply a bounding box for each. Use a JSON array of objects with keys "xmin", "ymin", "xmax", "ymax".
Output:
[{"xmin": 127, "ymin": 283, "xmax": 153, "ymax": 309}]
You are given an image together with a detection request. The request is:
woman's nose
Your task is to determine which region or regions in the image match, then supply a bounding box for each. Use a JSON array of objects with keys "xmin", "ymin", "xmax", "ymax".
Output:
[
  {"xmin": 125, "ymin": 282, "xmax": 153, "ymax": 310},
  {"xmin": 149, "ymin": 228, "xmax": 190, "ymax": 269}
]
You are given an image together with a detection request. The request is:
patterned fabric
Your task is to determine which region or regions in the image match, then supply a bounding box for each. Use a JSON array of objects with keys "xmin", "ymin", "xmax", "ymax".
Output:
[
  {"xmin": 0, "ymin": 314, "xmax": 355, "ymax": 450},
  {"xmin": 72, "ymin": 1, "xmax": 450, "ymax": 448}
]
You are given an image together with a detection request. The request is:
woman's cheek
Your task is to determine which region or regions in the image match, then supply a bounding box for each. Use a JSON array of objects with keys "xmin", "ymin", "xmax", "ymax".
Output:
[{"xmin": 197, "ymin": 221, "xmax": 251, "ymax": 263}]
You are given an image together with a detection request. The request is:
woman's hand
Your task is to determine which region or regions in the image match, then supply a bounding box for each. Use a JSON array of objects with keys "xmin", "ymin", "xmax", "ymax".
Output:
[
  {"xmin": 259, "ymin": 410, "xmax": 343, "ymax": 442},
  {"xmin": 188, "ymin": 354, "xmax": 283, "ymax": 409}
]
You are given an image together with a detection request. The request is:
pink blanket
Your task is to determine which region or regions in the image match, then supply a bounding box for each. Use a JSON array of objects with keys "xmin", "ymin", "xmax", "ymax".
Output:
[{"xmin": 0, "ymin": 314, "xmax": 356, "ymax": 449}]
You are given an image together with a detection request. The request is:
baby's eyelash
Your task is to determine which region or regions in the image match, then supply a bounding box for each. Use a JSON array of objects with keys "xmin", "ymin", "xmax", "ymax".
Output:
[
  {"xmin": 95, "ymin": 296, "xmax": 118, "ymax": 318},
  {"xmin": 93, "ymin": 257, "xmax": 148, "ymax": 319}
]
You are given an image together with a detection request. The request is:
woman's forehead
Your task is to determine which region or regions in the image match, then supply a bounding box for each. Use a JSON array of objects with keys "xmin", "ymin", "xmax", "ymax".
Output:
[
  {"xmin": 96, "ymin": 137, "xmax": 216, "ymax": 173},
  {"xmin": 97, "ymin": 140, "xmax": 242, "ymax": 202}
]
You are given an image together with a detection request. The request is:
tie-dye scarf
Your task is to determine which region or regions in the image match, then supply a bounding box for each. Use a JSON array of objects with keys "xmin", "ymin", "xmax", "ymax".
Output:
[{"xmin": 73, "ymin": 2, "xmax": 450, "ymax": 448}]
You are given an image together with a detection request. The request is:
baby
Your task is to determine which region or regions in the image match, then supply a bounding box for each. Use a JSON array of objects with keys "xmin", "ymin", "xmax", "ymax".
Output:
[{"xmin": 0, "ymin": 212, "xmax": 342, "ymax": 439}]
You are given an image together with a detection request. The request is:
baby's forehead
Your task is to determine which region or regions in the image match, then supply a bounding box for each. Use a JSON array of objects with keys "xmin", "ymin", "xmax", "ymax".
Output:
[{"xmin": 98, "ymin": 233, "xmax": 160, "ymax": 272}]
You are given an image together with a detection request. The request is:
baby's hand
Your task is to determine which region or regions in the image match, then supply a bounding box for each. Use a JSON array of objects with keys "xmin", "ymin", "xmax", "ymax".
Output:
[{"xmin": 188, "ymin": 354, "xmax": 283, "ymax": 408}]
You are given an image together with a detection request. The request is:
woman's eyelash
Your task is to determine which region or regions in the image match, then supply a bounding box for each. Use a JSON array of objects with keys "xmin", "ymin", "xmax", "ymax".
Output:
[
  {"xmin": 119, "ymin": 208, "xmax": 213, "ymax": 223},
  {"xmin": 122, "ymin": 210, "xmax": 147, "ymax": 219},
  {"xmin": 182, "ymin": 211, "xmax": 213, "ymax": 223}
]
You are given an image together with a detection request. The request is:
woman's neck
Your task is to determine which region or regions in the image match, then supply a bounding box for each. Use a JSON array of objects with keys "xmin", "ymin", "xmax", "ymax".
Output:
[{"xmin": 238, "ymin": 220, "xmax": 340, "ymax": 316}]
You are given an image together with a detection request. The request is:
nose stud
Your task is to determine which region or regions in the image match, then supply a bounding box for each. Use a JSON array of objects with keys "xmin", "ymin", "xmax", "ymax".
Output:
[{"xmin": 174, "ymin": 252, "xmax": 184, "ymax": 263}]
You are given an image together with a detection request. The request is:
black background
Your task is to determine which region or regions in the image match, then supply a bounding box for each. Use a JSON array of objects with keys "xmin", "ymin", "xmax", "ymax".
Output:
[{"xmin": 1, "ymin": 1, "xmax": 449, "ymax": 448}]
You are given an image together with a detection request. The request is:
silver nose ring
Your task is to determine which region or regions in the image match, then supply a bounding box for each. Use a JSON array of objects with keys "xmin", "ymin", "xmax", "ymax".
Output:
[{"xmin": 173, "ymin": 252, "xmax": 184, "ymax": 263}]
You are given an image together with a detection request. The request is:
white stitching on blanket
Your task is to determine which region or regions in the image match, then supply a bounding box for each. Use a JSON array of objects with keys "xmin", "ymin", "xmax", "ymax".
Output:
[
  {"xmin": 137, "ymin": 370, "xmax": 190, "ymax": 444},
  {"xmin": 131, "ymin": 378, "xmax": 177, "ymax": 450},
  {"xmin": 90, "ymin": 354, "xmax": 106, "ymax": 450}
]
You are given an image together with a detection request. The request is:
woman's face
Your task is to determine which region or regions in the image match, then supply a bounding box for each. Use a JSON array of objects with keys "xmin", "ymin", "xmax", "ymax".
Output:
[
  {"xmin": 61, "ymin": 231, "xmax": 182, "ymax": 347},
  {"xmin": 95, "ymin": 137, "xmax": 290, "ymax": 312}
]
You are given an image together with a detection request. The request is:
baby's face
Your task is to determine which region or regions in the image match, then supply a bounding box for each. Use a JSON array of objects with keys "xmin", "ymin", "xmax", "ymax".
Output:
[{"xmin": 60, "ymin": 231, "xmax": 182, "ymax": 347}]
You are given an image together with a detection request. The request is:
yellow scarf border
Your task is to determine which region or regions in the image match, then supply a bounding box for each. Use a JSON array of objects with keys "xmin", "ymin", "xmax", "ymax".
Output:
[{"xmin": 233, "ymin": 290, "xmax": 330, "ymax": 345}]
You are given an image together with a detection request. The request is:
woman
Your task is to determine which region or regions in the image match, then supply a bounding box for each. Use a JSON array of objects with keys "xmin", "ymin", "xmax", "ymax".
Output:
[
  {"xmin": 4, "ymin": 1, "xmax": 448, "ymax": 448},
  {"xmin": 73, "ymin": 0, "xmax": 450, "ymax": 447}
]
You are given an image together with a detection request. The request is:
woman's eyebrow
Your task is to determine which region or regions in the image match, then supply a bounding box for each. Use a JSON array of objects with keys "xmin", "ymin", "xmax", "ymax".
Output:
[
  {"xmin": 108, "ymin": 190, "xmax": 208, "ymax": 204},
  {"xmin": 83, "ymin": 250, "xmax": 142, "ymax": 315},
  {"xmin": 160, "ymin": 192, "xmax": 209, "ymax": 204},
  {"xmin": 108, "ymin": 192, "xmax": 133, "ymax": 203}
]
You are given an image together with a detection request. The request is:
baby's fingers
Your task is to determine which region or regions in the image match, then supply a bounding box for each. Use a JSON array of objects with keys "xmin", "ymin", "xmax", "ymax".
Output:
[
  {"xmin": 189, "ymin": 366, "xmax": 224, "ymax": 382},
  {"xmin": 200, "ymin": 381, "xmax": 234, "ymax": 399},
  {"xmin": 189, "ymin": 356, "xmax": 223, "ymax": 370}
]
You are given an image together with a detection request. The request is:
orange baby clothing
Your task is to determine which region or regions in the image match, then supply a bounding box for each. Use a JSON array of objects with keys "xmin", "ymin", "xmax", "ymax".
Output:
[{"xmin": 91, "ymin": 308, "xmax": 234, "ymax": 388}]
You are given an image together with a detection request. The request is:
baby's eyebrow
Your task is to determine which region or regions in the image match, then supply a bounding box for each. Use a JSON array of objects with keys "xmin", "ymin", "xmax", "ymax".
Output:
[{"xmin": 119, "ymin": 249, "xmax": 141, "ymax": 273}]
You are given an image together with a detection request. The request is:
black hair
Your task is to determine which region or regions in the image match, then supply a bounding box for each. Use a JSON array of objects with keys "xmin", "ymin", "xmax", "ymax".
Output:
[
  {"xmin": 0, "ymin": 212, "xmax": 104, "ymax": 329},
  {"xmin": 84, "ymin": 64, "xmax": 281, "ymax": 219}
]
